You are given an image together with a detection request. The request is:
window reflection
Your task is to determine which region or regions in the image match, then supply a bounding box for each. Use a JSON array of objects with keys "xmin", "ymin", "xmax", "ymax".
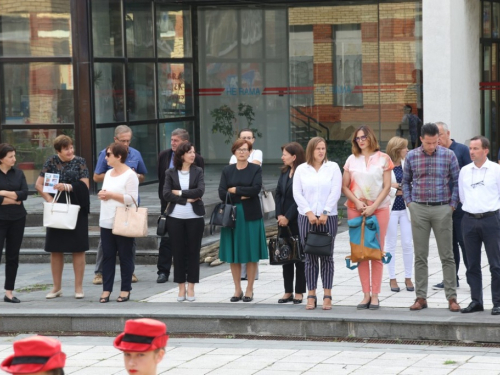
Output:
[
  {"xmin": 1, "ymin": 63, "xmax": 74, "ymax": 124},
  {"xmin": 0, "ymin": 0, "xmax": 71, "ymax": 57},
  {"xmin": 158, "ymin": 63, "xmax": 193, "ymax": 118},
  {"xmin": 92, "ymin": 0, "xmax": 123, "ymax": 57},
  {"xmin": 125, "ymin": 1, "xmax": 154, "ymax": 58},
  {"xmin": 127, "ymin": 63, "xmax": 155, "ymax": 121},
  {"xmin": 156, "ymin": 6, "xmax": 192, "ymax": 58},
  {"xmin": 94, "ymin": 63, "xmax": 125, "ymax": 123}
]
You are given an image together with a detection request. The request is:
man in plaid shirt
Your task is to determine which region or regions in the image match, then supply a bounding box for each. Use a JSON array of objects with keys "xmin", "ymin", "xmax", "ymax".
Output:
[{"xmin": 402, "ymin": 122, "xmax": 461, "ymax": 312}]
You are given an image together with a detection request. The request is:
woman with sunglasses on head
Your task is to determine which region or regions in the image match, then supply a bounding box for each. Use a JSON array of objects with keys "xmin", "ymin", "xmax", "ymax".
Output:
[
  {"xmin": 385, "ymin": 136, "xmax": 414, "ymax": 293},
  {"xmin": 98, "ymin": 142, "xmax": 139, "ymax": 303},
  {"xmin": 219, "ymin": 138, "xmax": 267, "ymax": 303},
  {"xmin": 342, "ymin": 126, "xmax": 393, "ymax": 310}
]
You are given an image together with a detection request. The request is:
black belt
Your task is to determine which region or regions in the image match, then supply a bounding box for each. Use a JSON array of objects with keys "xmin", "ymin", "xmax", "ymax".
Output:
[
  {"xmin": 467, "ymin": 210, "xmax": 499, "ymax": 219},
  {"xmin": 414, "ymin": 201, "xmax": 449, "ymax": 206}
]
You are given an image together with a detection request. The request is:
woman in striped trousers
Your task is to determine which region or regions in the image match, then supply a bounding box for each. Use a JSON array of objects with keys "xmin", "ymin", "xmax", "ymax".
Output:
[{"xmin": 293, "ymin": 137, "xmax": 342, "ymax": 310}]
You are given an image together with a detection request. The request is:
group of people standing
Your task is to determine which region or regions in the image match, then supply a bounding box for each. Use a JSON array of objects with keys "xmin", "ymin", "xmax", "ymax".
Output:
[{"xmin": 0, "ymin": 121, "xmax": 499, "ymax": 316}]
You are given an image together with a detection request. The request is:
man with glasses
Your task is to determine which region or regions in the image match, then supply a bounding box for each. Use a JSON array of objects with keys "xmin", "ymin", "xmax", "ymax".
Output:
[
  {"xmin": 92, "ymin": 125, "xmax": 148, "ymax": 285},
  {"xmin": 402, "ymin": 122, "xmax": 461, "ymax": 312},
  {"xmin": 459, "ymin": 136, "xmax": 500, "ymax": 315},
  {"xmin": 156, "ymin": 128, "xmax": 204, "ymax": 283},
  {"xmin": 432, "ymin": 122, "xmax": 472, "ymax": 290}
]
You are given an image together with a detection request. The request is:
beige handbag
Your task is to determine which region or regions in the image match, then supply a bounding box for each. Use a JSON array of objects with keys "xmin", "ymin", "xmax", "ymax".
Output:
[{"xmin": 112, "ymin": 196, "xmax": 148, "ymax": 238}]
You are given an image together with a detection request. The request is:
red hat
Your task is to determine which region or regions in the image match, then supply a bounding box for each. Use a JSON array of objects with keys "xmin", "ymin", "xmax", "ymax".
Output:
[
  {"xmin": 114, "ymin": 318, "xmax": 168, "ymax": 352},
  {"xmin": 0, "ymin": 336, "xmax": 66, "ymax": 374}
]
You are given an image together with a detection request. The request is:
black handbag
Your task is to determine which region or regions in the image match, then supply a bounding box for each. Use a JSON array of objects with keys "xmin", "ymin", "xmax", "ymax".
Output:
[
  {"xmin": 210, "ymin": 192, "xmax": 237, "ymax": 234},
  {"xmin": 268, "ymin": 226, "xmax": 303, "ymax": 265},
  {"xmin": 156, "ymin": 203, "xmax": 170, "ymax": 237},
  {"xmin": 304, "ymin": 229, "xmax": 333, "ymax": 257}
]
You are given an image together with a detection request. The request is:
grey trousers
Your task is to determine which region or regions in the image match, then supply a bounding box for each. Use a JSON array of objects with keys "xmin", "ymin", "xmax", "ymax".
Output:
[
  {"xmin": 408, "ymin": 203, "xmax": 457, "ymax": 300},
  {"xmin": 95, "ymin": 239, "xmax": 136, "ymax": 274}
]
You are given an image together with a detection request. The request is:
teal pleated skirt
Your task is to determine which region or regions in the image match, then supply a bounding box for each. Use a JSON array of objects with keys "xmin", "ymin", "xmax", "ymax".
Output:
[{"xmin": 219, "ymin": 203, "xmax": 268, "ymax": 263}]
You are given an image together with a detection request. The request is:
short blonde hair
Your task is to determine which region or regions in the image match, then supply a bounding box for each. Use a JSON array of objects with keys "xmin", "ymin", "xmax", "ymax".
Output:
[
  {"xmin": 351, "ymin": 125, "xmax": 379, "ymax": 156},
  {"xmin": 385, "ymin": 136, "xmax": 408, "ymax": 164},
  {"xmin": 305, "ymin": 137, "xmax": 327, "ymax": 165}
]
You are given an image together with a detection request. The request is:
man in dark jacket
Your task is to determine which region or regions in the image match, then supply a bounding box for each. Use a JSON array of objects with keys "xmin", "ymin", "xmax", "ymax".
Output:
[{"xmin": 156, "ymin": 129, "xmax": 204, "ymax": 283}]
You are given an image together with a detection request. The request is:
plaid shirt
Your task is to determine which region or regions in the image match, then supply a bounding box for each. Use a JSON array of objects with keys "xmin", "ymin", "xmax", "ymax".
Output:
[{"xmin": 402, "ymin": 145, "xmax": 460, "ymax": 208}]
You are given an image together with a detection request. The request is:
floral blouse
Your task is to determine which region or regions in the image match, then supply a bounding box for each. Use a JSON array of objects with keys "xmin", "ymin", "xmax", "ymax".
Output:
[
  {"xmin": 39, "ymin": 155, "xmax": 89, "ymax": 184},
  {"xmin": 344, "ymin": 151, "xmax": 394, "ymax": 209}
]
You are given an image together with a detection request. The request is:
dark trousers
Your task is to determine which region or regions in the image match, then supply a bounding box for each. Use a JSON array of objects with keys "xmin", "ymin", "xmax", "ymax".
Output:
[
  {"xmin": 100, "ymin": 228, "xmax": 134, "ymax": 293},
  {"xmin": 462, "ymin": 213, "xmax": 500, "ymax": 307},
  {"xmin": 452, "ymin": 203, "xmax": 468, "ymax": 282},
  {"xmin": 0, "ymin": 217, "xmax": 25, "ymax": 290},
  {"xmin": 157, "ymin": 236, "xmax": 172, "ymax": 276},
  {"xmin": 283, "ymin": 261, "xmax": 306, "ymax": 294},
  {"xmin": 166, "ymin": 216, "xmax": 204, "ymax": 284}
]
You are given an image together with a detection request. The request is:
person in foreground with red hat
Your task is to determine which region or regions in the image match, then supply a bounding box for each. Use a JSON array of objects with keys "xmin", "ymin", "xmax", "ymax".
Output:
[
  {"xmin": 0, "ymin": 336, "xmax": 66, "ymax": 375},
  {"xmin": 114, "ymin": 318, "xmax": 168, "ymax": 375}
]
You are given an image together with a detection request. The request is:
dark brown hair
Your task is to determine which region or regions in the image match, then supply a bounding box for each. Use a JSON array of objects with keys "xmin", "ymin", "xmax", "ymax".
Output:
[
  {"xmin": 305, "ymin": 137, "xmax": 327, "ymax": 165},
  {"xmin": 53, "ymin": 135, "xmax": 73, "ymax": 152},
  {"xmin": 107, "ymin": 142, "xmax": 128, "ymax": 163},
  {"xmin": 0, "ymin": 143, "xmax": 16, "ymax": 163},
  {"xmin": 173, "ymin": 141, "xmax": 194, "ymax": 170},
  {"xmin": 351, "ymin": 125, "xmax": 380, "ymax": 156},
  {"xmin": 470, "ymin": 135, "xmax": 490, "ymax": 149},
  {"xmin": 231, "ymin": 139, "xmax": 253, "ymax": 155},
  {"xmin": 238, "ymin": 128, "xmax": 254, "ymax": 138},
  {"xmin": 281, "ymin": 142, "xmax": 305, "ymax": 173}
]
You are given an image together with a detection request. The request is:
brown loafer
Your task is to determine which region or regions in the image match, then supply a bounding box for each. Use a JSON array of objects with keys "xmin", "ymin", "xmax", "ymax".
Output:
[
  {"xmin": 448, "ymin": 298, "xmax": 460, "ymax": 312},
  {"xmin": 409, "ymin": 297, "xmax": 427, "ymax": 310}
]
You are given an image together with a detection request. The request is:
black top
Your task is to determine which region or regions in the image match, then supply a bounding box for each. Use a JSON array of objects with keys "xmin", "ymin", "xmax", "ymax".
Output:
[
  {"xmin": 275, "ymin": 168, "xmax": 299, "ymax": 236},
  {"xmin": 157, "ymin": 148, "xmax": 205, "ymax": 209},
  {"xmin": 0, "ymin": 167, "xmax": 28, "ymax": 221},
  {"xmin": 40, "ymin": 155, "xmax": 90, "ymax": 183},
  {"xmin": 163, "ymin": 165, "xmax": 206, "ymax": 217},
  {"xmin": 218, "ymin": 163, "xmax": 262, "ymax": 221}
]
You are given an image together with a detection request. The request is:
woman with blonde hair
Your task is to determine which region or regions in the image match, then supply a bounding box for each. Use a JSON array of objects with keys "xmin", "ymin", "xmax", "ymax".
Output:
[
  {"xmin": 293, "ymin": 137, "xmax": 342, "ymax": 310},
  {"xmin": 385, "ymin": 136, "xmax": 414, "ymax": 293},
  {"xmin": 342, "ymin": 126, "xmax": 393, "ymax": 310}
]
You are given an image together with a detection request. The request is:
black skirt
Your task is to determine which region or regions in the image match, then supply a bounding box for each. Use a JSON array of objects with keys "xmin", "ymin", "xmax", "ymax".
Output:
[{"xmin": 44, "ymin": 209, "xmax": 89, "ymax": 253}]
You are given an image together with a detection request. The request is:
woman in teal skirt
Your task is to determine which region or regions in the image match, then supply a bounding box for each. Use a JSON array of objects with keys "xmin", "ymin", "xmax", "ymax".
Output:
[{"xmin": 219, "ymin": 138, "xmax": 268, "ymax": 302}]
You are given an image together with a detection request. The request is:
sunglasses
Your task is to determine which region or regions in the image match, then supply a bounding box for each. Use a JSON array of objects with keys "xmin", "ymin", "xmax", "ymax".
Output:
[{"xmin": 355, "ymin": 135, "xmax": 368, "ymax": 142}]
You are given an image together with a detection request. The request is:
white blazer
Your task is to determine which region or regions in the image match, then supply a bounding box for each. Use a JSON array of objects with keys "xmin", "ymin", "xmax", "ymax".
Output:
[{"xmin": 389, "ymin": 159, "xmax": 411, "ymax": 221}]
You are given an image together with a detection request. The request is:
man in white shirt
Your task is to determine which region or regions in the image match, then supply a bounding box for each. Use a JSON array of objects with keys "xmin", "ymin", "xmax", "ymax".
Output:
[{"xmin": 459, "ymin": 136, "xmax": 500, "ymax": 315}]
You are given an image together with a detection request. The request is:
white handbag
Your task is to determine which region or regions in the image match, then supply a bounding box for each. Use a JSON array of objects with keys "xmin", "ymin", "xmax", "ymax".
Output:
[
  {"xmin": 112, "ymin": 196, "xmax": 148, "ymax": 238},
  {"xmin": 261, "ymin": 186, "xmax": 276, "ymax": 213},
  {"xmin": 43, "ymin": 191, "xmax": 81, "ymax": 230}
]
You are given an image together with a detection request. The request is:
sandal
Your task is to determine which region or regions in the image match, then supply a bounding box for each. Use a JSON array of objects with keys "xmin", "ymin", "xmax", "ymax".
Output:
[
  {"xmin": 99, "ymin": 293, "xmax": 111, "ymax": 304},
  {"xmin": 322, "ymin": 295, "xmax": 332, "ymax": 310},
  {"xmin": 117, "ymin": 292, "xmax": 130, "ymax": 303},
  {"xmin": 306, "ymin": 295, "xmax": 317, "ymax": 310}
]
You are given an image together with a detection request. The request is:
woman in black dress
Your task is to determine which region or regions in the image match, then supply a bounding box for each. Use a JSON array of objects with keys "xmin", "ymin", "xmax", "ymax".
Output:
[
  {"xmin": 35, "ymin": 135, "xmax": 90, "ymax": 300},
  {"xmin": 275, "ymin": 142, "xmax": 306, "ymax": 304},
  {"xmin": 0, "ymin": 143, "xmax": 28, "ymax": 303}
]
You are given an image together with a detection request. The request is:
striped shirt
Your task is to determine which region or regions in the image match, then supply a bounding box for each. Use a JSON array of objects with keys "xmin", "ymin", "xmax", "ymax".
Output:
[{"xmin": 402, "ymin": 145, "xmax": 460, "ymax": 208}]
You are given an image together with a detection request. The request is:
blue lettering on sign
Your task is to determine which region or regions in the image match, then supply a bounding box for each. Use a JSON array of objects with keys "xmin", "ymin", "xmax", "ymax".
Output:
[{"xmin": 225, "ymin": 87, "xmax": 261, "ymax": 96}]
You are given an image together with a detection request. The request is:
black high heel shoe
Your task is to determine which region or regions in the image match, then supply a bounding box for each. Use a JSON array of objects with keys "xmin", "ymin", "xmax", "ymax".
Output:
[
  {"xmin": 278, "ymin": 295, "xmax": 294, "ymax": 303},
  {"xmin": 99, "ymin": 293, "xmax": 111, "ymax": 303},
  {"xmin": 117, "ymin": 292, "xmax": 130, "ymax": 302}
]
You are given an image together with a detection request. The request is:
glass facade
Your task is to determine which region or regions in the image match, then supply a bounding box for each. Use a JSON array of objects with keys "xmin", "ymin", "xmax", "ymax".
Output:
[
  {"xmin": 0, "ymin": 0, "xmax": 423, "ymax": 190},
  {"xmin": 482, "ymin": 0, "xmax": 500, "ymax": 159}
]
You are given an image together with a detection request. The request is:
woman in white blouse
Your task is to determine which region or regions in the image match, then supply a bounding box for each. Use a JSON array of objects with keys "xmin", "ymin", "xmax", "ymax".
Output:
[
  {"xmin": 163, "ymin": 141, "xmax": 205, "ymax": 302},
  {"xmin": 98, "ymin": 143, "xmax": 139, "ymax": 303},
  {"xmin": 293, "ymin": 137, "xmax": 342, "ymax": 310}
]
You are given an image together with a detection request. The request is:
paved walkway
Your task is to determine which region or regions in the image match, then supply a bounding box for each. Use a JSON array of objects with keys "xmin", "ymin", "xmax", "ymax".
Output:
[{"xmin": 0, "ymin": 335, "xmax": 498, "ymax": 374}]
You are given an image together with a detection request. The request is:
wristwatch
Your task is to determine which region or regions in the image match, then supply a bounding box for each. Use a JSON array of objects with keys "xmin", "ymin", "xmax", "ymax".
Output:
[
  {"xmin": 322, "ymin": 210, "xmax": 329, "ymax": 215},
  {"xmin": 178, "ymin": 191, "xmax": 182, "ymax": 197}
]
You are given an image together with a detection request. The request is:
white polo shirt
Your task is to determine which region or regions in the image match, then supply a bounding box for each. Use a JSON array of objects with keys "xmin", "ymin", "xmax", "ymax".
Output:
[{"xmin": 459, "ymin": 159, "xmax": 500, "ymax": 214}]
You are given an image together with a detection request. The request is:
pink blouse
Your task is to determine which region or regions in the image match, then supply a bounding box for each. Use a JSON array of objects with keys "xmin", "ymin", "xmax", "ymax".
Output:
[{"xmin": 343, "ymin": 151, "xmax": 394, "ymax": 209}]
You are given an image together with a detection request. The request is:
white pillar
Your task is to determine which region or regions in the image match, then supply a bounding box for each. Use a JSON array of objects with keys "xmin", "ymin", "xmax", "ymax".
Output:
[{"xmin": 423, "ymin": 0, "xmax": 481, "ymax": 143}]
